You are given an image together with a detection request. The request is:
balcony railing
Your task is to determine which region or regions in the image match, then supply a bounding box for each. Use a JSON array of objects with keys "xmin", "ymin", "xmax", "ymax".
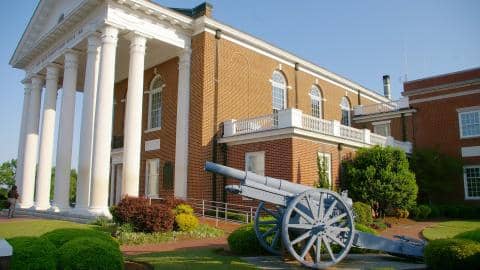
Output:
[
  {"xmin": 353, "ymin": 97, "xmax": 410, "ymax": 116},
  {"xmin": 223, "ymin": 108, "xmax": 412, "ymax": 153}
]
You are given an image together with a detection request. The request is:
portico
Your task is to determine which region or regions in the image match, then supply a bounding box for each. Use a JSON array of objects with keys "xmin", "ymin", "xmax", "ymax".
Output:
[{"xmin": 10, "ymin": 0, "xmax": 194, "ymax": 217}]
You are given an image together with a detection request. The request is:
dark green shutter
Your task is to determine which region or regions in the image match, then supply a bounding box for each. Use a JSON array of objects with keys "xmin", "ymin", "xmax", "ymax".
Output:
[{"xmin": 163, "ymin": 161, "xmax": 174, "ymax": 189}]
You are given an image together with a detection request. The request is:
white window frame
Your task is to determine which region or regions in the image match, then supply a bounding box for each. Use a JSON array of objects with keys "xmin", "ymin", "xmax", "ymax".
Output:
[
  {"xmin": 245, "ymin": 151, "xmax": 265, "ymax": 176},
  {"xmin": 310, "ymin": 85, "xmax": 322, "ymax": 119},
  {"xmin": 146, "ymin": 76, "xmax": 165, "ymax": 133},
  {"xmin": 317, "ymin": 152, "xmax": 332, "ymax": 188},
  {"xmin": 464, "ymin": 165, "xmax": 480, "ymax": 200},
  {"xmin": 340, "ymin": 97, "xmax": 351, "ymax": 126},
  {"xmin": 271, "ymin": 70, "xmax": 287, "ymax": 112},
  {"xmin": 372, "ymin": 120, "xmax": 391, "ymax": 136},
  {"xmin": 145, "ymin": 158, "xmax": 160, "ymax": 198},
  {"xmin": 458, "ymin": 107, "xmax": 480, "ymax": 139}
]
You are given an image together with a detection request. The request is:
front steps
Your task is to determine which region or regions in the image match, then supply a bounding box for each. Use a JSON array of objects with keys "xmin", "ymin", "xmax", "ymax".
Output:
[{"xmin": 1, "ymin": 208, "xmax": 97, "ymax": 224}]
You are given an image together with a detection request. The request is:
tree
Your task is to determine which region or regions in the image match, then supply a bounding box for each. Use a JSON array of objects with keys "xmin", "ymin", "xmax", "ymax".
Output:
[
  {"xmin": 50, "ymin": 167, "xmax": 77, "ymax": 205},
  {"xmin": 344, "ymin": 146, "xmax": 418, "ymax": 217},
  {"xmin": 315, "ymin": 154, "xmax": 330, "ymax": 189},
  {"xmin": 410, "ymin": 148, "xmax": 462, "ymax": 204},
  {"xmin": 0, "ymin": 159, "xmax": 17, "ymax": 187}
]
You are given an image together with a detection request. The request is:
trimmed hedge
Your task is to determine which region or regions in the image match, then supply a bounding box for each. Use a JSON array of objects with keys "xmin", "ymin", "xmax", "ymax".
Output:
[
  {"xmin": 8, "ymin": 236, "xmax": 57, "ymax": 270},
  {"xmin": 355, "ymin": 223, "xmax": 378, "ymax": 235},
  {"xmin": 410, "ymin": 204, "xmax": 480, "ymax": 219},
  {"xmin": 227, "ymin": 224, "xmax": 264, "ymax": 255},
  {"xmin": 455, "ymin": 229, "xmax": 480, "ymax": 243},
  {"xmin": 41, "ymin": 228, "xmax": 118, "ymax": 248},
  {"xmin": 352, "ymin": 202, "xmax": 373, "ymax": 225},
  {"xmin": 58, "ymin": 237, "xmax": 124, "ymax": 270},
  {"xmin": 424, "ymin": 238, "xmax": 480, "ymax": 270},
  {"xmin": 175, "ymin": 213, "xmax": 199, "ymax": 232},
  {"xmin": 410, "ymin": 204, "xmax": 431, "ymax": 219}
]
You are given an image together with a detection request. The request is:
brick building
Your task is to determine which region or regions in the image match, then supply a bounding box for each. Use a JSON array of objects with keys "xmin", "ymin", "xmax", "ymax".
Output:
[
  {"xmin": 11, "ymin": 1, "xmax": 411, "ymax": 217},
  {"xmin": 354, "ymin": 68, "xmax": 480, "ymax": 203}
]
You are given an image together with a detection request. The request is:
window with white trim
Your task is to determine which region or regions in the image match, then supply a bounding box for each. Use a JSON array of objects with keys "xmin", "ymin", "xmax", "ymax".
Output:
[
  {"xmin": 310, "ymin": 85, "xmax": 322, "ymax": 118},
  {"xmin": 245, "ymin": 152, "xmax": 265, "ymax": 176},
  {"xmin": 317, "ymin": 152, "xmax": 332, "ymax": 188},
  {"xmin": 148, "ymin": 76, "xmax": 164, "ymax": 130},
  {"xmin": 464, "ymin": 166, "xmax": 480, "ymax": 199},
  {"xmin": 340, "ymin": 97, "xmax": 351, "ymax": 126},
  {"xmin": 459, "ymin": 110, "xmax": 480, "ymax": 138},
  {"xmin": 272, "ymin": 70, "xmax": 287, "ymax": 113},
  {"xmin": 145, "ymin": 159, "xmax": 160, "ymax": 197},
  {"xmin": 373, "ymin": 121, "xmax": 391, "ymax": 137}
]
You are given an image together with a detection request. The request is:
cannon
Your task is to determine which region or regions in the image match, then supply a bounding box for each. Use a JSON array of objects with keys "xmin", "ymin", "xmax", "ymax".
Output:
[{"xmin": 205, "ymin": 162, "xmax": 424, "ymax": 269}]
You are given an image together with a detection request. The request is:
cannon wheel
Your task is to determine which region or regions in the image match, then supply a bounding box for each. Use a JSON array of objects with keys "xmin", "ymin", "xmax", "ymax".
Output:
[
  {"xmin": 281, "ymin": 189, "xmax": 355, "ymax": 269},
  {"xmin": 254, "ymin": 202, "xmax": 284, "ymax": 255}
]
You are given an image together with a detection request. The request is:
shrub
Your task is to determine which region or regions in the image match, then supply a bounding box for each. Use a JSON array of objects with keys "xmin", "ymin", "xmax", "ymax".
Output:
[
  {"xmin": 355, "ymin": 224, "xmax": 378, "ymax": 235},
  {"xmin": 344, "ymin": 146, "xmax": 418, "ymax": 217},
  {"xmin": 227, "ymin": 224, "xmax": 264, "ymax": 255},
  {"xmin": 175, "ymin": 213, "xmax": 199, "ymax": 232},
  {"xmin": 58, "ymin": 237, "xmax": 124, "ymax": 270},
  {"xmin": 371, "ymin": 218, "xmax": 389, "ymax": 230},
  {"xmin": 417, "ymin": 205, "xmax": 431, "ymax": 219},
  {"xmin": 353, "ymin": 202, "xmax": 373, "ymax": 225},
  {"xmin": 174, "ymin": 203, "xmax": 194, "ymax": 215},
  {"xmin": 41, "ymin": 228, "xmax": 118, "ymax": 248},
  {"xmin": 455, "ymin": 229, "xmax": 480, "ymax": 243},
  {"xmin": 424, "ymin": 238, "xmax": 480, "ymax": 270},
  {"xmin": 8, "ymin": 236, "xmax": 57, "ymax": 270},
  {"xmin": 112, "ymin": 197, "xmax": 174, "ymax": 232}
]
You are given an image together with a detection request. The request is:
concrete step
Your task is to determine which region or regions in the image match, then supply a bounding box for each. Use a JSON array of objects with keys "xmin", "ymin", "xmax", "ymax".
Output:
[{"xmin": 1, "ymin": 209, "xmax": 96, "ymax": 224}]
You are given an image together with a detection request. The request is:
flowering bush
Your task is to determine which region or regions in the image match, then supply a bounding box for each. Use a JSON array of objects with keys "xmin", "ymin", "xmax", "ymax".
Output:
[{"xmin": 175, "ymin": 213, "xmax": 199, "ymax": 232}]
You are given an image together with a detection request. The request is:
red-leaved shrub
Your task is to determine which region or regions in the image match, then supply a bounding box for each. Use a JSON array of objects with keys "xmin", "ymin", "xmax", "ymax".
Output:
[{"xmin": 111, "ymin": 196, "xmax": 174, "ymax": 233}]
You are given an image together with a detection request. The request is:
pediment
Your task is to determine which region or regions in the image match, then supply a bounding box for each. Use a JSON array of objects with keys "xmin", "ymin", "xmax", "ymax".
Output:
[{"xmin": 10, "ymin": 0, "xmax": 88, "ymax": 68}]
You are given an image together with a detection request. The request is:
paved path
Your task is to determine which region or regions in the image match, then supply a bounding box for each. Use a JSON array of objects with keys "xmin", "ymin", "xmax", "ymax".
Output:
[
  {"xmin": 379, "ymin": 218, "xmax": 437, "ymax": 241},
  {"xmin": 243, "ymin": 254, "xmax": 426, "ymax": 270}
]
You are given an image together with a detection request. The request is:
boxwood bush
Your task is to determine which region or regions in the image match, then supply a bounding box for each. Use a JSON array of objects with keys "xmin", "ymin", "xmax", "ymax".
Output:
[
  {"xmin": 424, "ymin": 238, "xmax": 480, "ymax": 270},
  {"xmin": 58, "ymin": 237, "xmax": 124, "ymax": 270},
  {"xmin": 8, "ymin": 236, "xmax": 57, "ymax": 270},
  {"xmin": 227, "ymin": 224, "xmax": 264, "ymax": 255},
  {"xmin": 41, "ymin": 228, "xmax": 118, "ymax": 248},
  {"xmin": 353, "ymin": 202, "xmax": 373, "ymax": 225}
]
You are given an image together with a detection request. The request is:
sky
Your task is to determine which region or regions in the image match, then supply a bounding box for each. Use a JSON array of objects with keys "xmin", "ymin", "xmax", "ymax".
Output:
[{"xmin": 0, "ymin": 0, "xmax": 479, "ymax": 165}]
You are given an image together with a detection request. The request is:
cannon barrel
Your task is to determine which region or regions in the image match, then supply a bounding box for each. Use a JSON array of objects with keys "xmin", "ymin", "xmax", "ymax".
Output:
[{"xmin": 205, "ymin": 161, "xmax": 310, "ymax": 196}]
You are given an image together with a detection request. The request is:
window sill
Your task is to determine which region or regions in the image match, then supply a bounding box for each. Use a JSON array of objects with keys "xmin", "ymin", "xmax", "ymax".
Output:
[
  {"xmin": 464, "ymin": 197, "xmax": 480, "ymax": 200},
  {"xmin": 460, "ymin": 135, "xmax": 480, "ymax": 139},
  {"xmin": 145, "ymin": 127, "xmax": 162, "ymax": 133}
]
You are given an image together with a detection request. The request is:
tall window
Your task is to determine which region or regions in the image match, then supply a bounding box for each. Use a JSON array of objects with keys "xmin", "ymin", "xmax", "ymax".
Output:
[
  {"xmin": 148, "ymin": 76, "xmax": 164, "ymax": 130},
  {"xmin": 272, "ymin": 71, "xmax": 287, "ymax": 113},
  {"xmin": 464, "ymin": 166, "xmax": 480, "ymax": 199},
  {"xmin": 459, "ymin": 109, "xmax": 480, "ymax": 138},
  {"xmin": 317, "ymin": 152, "xmax": 332, "ymax": 188},
  {"xmin": 245, "ymin": 152, "xmax": 265, "ymax": 176},
  {"xmin": 146, "ymin": 159, "xmax": 160, "ymax": 197},
  {"xmin": 373, "ymin": 121, "xmax": 391, "ymax": 136},
  {"xmin": 310, "ymin": 86, "xmax": 322, "ymax": 118},
  {"xmin": 340, "ymin": 97, "xmax": 351, "ymax": 126}
]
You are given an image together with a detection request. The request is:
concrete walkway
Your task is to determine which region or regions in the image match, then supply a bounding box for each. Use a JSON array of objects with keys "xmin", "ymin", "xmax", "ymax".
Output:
[{"xmin": 243, "ymin": 254, "xmax": 426, "ymax": 270}]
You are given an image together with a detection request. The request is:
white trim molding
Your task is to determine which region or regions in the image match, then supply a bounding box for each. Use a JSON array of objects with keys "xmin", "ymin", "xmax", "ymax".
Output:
[
  {"xmin": 410, "ymin": 89, "xmax": 480, "ymax": 104},
  {"xmin": 461, "ymin": 146, "xmax": 480, "ymax": 158}
]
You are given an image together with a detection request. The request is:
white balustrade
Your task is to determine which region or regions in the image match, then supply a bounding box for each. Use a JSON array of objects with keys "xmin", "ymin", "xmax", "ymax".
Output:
[
  {"xmin": 234, "ymin": 114, "xmax": 274, "ymax": 135},
  {"xmin": 301, "ymin": 114, "xmax": 334, "ymax": 135},
  {"xmin": 339, "ymin": 125, "xmax": 364, "ymax": 142},
  {"xmin": 354, "ymin": 97, "xmax": 410, "ymax": 116},
  {"xmin": 370, "ymin": 132, "xmax": 387, "ymax": 146}
]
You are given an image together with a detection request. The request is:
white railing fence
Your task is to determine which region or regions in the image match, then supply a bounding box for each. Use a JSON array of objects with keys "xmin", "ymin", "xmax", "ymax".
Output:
[
  {"xmin": 301, "ymin": 114, "xmax": 334, "ymax": 135},
  {"xmin": 354, "ymin": 97, "xmax": 409, "ymax": 116},
  {"xmin": 234, "ymin": 114, "xmax": 274, "ymax": 135},
  {"xmin": 186, "ymin": 198, "xmax": 256, "ymax": 226},
  {"xmin": 339, "ymin": 125, "xmax": 364, "ymax": 142}
]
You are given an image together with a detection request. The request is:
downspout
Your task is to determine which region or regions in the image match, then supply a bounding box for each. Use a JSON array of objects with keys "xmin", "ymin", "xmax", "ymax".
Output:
[
  {"xmin": 211, "ymin": 29, "xmax": 222, "ymax": 202},
  {"xmin": 294, "ymin": 63, "xmax": 299, "ymax": 108}
]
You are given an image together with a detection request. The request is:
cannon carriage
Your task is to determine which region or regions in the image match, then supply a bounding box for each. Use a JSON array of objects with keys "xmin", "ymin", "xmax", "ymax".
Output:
[{"xmin": 205, "ymin": 162, "xmax": 424, "ymax": 269}]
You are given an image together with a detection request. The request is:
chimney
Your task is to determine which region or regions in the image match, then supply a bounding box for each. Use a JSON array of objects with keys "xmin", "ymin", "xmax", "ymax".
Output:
[{"xmin": 383, "ymin": 75, "xmax": 391, "ymax": 99}]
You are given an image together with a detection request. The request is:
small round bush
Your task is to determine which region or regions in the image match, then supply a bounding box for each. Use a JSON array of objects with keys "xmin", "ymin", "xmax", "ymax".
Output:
[
  {"xmin": 355, "ymin": 223, "xmax": 378, "ymax": 235},
  {"xmin": 228, "ymin": 224, "xmax": 264, "ymax": 255},
  {"xmin": 174, "ymin": 203, "xmax": 194, "ymax": 215},
  {"xmin": 424, "ymin": 238, "xmax": 480, "ymax": 270},
  {"xmin": 42, "ymin": 228, "xmax": 118, "ymax": 248},
  {"xmin": 353, "ymin": 202, "xmax": 373, "ymax": 225},
  {"xmin": 8, "ymin": 236, "xmax": 57, "ymax": 270},
  {"xmin": 175, "ymin": 213, "xmax": 199, "ymax": 232},
  {"xmin": 417, "ymin": 205, "xmax": 431, "ymax": 219},
  {"xmin": 58, "ymin": 237, "xmax": 124, "ymax": 270},
  {"xmin": 455, "ymin": 229, "xmax": 480, "ymax": 243}
]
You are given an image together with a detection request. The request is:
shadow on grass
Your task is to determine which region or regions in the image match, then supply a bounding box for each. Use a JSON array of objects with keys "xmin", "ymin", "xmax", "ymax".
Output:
[{"xmin": 129, "ymin": 248, "xmax": 258, "ymax": 270}]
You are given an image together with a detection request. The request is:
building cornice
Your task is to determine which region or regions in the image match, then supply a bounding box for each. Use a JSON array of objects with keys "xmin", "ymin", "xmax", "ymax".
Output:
[
  {"xmin": 402, "ymin": 78, "xmax": 480, "ymax": 97},
  {"xmin": 353, "ymin": 109, "xmax": 416, "ymax": 123}
]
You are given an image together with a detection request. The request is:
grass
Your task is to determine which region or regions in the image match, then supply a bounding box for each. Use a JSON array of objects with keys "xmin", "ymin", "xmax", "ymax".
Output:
[
  {"xmin": 129, "ymin": 248, "xmax": 258, "ymax": 270},
  {"xmin": 0, "ymin": 219, "xmax": 91, "ymax": 238},
  {"xmin": 422, "ymin": 220, "xmax": 480, "ymax": 240}
]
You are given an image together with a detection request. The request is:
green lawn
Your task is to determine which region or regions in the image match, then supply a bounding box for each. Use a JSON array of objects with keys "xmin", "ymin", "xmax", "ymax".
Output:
[
  {"xmin": 422, "ymin": 220, "xmax": 480, "ymax": 240},
  {"xmin": 0, "ymin": 219, "xmax": 91, "ymax": 238},
  {"xmin": 129, "ymin": 249, "xmax": 258, "ymax": 270}
]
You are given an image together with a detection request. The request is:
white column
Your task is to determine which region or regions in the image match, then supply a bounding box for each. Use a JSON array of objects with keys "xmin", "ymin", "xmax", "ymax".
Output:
[
  {"xmin": 75, "ymin": 35, "xmax": 101, "ymax": 212},
  {"xmin": 174, "ymin": 47, "xmax": 192, "ymax": 199},
  {"xmin": 52, "ymin": 51, "xmax": 79, "ymax": 212},
  {"xmin": 19, "ymin": 75, "xmax": 43, "ymax": 208},
  {"xmin": 122, "ymin": 33, "xmax": 147, "ymax": 197},
  {"xmin": 15, "ymin": 81, "xmax": 32, "ymax": 194},
  {"xmin": 89, "ymin": 26, "xmax": 119, "ymax": 217},
  {"xmin": 34, "ymin": 65, "xmax": 60, "ymax": 210}
]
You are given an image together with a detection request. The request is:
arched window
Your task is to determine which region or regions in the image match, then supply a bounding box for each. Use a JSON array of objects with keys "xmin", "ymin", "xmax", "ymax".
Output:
[
  {"xmin": 340, "ymin": 97, "xmax": 351, "ymax": 126},
  {"xmin": 271, "ymin": 70, "xmax": 287, "ymax": 113},
  {"xmin": 148, "ymin": 76, "xmax": 164, "ymax": 130},
  {"xmin": 310, "ymin": 85, "xmax": 322, "ymax": 118}
]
